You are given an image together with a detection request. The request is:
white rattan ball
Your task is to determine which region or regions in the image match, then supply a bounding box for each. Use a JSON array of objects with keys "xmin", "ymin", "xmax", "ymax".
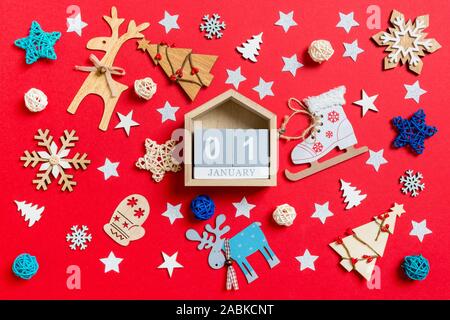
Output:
[
  {"xmin": 134, "ymin": 77, "xmax": 157, "ymax": 100},
  {"xmin": 24, "ymin": 88, "xmax": 48, "ymax": 112},
  {"xmin": 273, "ymin": 204, "xmax": 297, "ymax": 226},
  {"xmin": 308, "ymin": 40, "xmax": 334, "ymax": 63}
]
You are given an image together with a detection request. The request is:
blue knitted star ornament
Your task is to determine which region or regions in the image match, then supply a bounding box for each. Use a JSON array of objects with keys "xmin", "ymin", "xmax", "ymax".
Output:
[
  {"xmin": 392, "ymin": 109, "xmax": 437, "ymax": 155},
  {"xmin": 15, "ymin": 21, "xmax": 61, "ymax": 64}
]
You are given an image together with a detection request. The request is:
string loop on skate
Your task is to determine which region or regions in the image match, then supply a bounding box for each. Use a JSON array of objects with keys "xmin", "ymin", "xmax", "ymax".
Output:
[{"xmin": 278, "ymin": 98, "xmax": 322, "ymax": 141}]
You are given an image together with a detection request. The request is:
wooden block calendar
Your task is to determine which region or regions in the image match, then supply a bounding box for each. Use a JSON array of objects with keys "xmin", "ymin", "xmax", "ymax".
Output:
[{"xmin": 184, "ymin": 89, "xmax": 277, "ymax": 187}]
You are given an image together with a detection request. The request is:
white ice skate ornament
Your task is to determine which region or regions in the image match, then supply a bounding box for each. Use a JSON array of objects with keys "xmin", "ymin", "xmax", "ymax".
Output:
[
  {"xmin": 280, "ymin": 86, "xmax": 368, "ymax": 181},
  {"xmin": 340, "ymin": 179, "xmax": 367, "ymax": 209},
  {"xmin": 236, "ymin": 33, "xmax": 263, "ymax": 62}
]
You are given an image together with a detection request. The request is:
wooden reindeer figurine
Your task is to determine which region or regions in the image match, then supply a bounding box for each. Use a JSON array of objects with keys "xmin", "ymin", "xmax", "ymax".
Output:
[
  {"xmin": 68, "ymin": 7, "xmax": 149, "ymax": 131},
  {"xmin": 186, "ymin": 214, "xmax": 279, "ymax": 289}
]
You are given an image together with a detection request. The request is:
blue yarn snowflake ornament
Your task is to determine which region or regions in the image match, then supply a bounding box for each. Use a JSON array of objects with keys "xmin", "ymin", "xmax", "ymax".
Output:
[
  {"xmin": 392, "ymin": 109, "xmax": 437, "ymax": 155},
  {"xmin": 15, "ymin": 21, "xmax": 61, "ymax": 64}
]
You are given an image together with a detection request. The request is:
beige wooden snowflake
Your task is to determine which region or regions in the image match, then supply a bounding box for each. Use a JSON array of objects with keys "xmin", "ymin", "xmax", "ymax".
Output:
[
  {"xmin": 372, "ymin": 10, "xmax": 441, "ymax": 75},
  {"xmin": 135, "ymin": 138, "xmax": 182, "ymax": 182},
  {"xmin": 21, "ymin": 129, "xmax": 90, "ymax": 191}
]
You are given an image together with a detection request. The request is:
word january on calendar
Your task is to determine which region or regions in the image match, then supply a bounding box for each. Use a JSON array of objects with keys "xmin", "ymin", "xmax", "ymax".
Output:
[{"xmin": 193, "ymin": 128, "xmax": 270, "ymax": 179}]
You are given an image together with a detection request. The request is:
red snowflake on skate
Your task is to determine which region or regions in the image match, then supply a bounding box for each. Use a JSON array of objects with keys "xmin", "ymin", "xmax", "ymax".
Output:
[
  {"xmin": 325, "ymin": 131, "xmax": 333, "ymax": 139},
  {"xmin": 312, "ymin": 142, "xmax": 323, "ymax": 153},
  {"xmin": 327, "ymin": 111, "xmax": 340, "ymax": 123}
]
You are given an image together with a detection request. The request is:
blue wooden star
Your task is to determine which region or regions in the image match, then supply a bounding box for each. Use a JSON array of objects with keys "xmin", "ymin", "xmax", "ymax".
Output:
[
  {"xmin": 15, "ymin": 21, "xmax": 61, "ymax": 64},
  {"xmin": 392, "ymin": 109, "xmax": 437, "ymax": 155}
]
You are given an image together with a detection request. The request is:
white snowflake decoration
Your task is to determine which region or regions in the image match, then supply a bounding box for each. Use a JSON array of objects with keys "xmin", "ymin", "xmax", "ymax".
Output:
[
  {"xmin": 66, "ymin": 225, "xmax": 92, "ymax": 250},
  {"xmin": 372, "ymin": 10, "xmax": 441, "ymax": 74},
  {"xmin": 200, "ymin": 14, "xmax": 226, "ymax": 39},
  {"xmin": 400, "ymin": 170, "xmax": 425, "ymax": 197}
]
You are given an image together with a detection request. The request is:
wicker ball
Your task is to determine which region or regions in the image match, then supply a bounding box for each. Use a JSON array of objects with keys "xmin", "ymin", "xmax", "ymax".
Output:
[
  {"xmin": 402, "ymin": 255, "xmax": 430, "ymax": 281},
  {"xmin": 24, "ymin": 88, "xmax": 48, "ymax": 112},
  {"xmin": 273, "ymin": 204, "xmax": 297, "ymax": 226},
  {"xmin": 308, "ymin": 40, "xmax": 334, "ymax": 63},
  {"xmin": 134, "ymin": 77, "xmax": 157, "ymax": 100},
  {"xmin": 12, "ymin": 253, "xmax": 39, "ymax": 280}
]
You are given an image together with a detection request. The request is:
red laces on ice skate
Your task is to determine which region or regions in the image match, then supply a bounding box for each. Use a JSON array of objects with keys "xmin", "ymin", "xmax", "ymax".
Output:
[{"xmin": 278, "ymin": 98, "xmax": 323, "ymax": 141}]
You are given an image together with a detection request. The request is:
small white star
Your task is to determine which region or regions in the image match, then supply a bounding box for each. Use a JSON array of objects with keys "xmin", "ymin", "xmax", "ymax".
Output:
[
  {"xmin": 100, "ymin": 251, "xmax": 123, "ymax": 273},
  {"xmin": 343, "ymin": 40, "xmax": 364, "ymax": 61},
  {"xmin": 97, "ymin": 158, "xmax": 119, "ymax": 180},
  {"xmin": 282, "ymin": 54, "xmax": 303, "ymax": 76},
  {"xmin": 162, "ymin": 203, "xmax": 183, "ymax": 225},
  {"xmin": 233, "ymin": 197, "xmax": 256, "ymax": 218},
  {"xmin": 336, "ymin": 12, "xmax": 359, "ymax": 33},
  {"xmin": 353, "ymin": 90, "xmax": 379, "ymax": 116},
  {"xmin": 296, "ymin": 249, "xmax": 319, "ymax": 271},
  {"xmin": 67, "ymin": 13, "xmax": 88, "ymax": 36},
  {"xmin": 115, "ymin": 110, "xmax": 139, "ymax": 136},
  {"xmin": 158, "ymin": 251, "xmax": 183, "ymax": 277},
  {"xmin": 366, "ymin": 149, "xmax": 388, "ymax": 172},
  {"xmin": 253, "ymin": 78, "xmax": 274, "ymax": 100},
  {"xmin": 159, "ymin": 11, "xmax": 179, "ymax": 33},
  {"xmin": 311, "ymin": 202, "xmax": 334, "ymax": 224},
  {"xmin": 275, "ymin": 11, "xmax": 297, "ymax": 33},
  {"xmin": 410, "ymin": 219, "xmax": 432, "ymax": 242},
  {"xmin": 404, "ymin": 80, "xmax": 427, "ymax": 103},
  {"xmin": 157, "ymin": 101, "xmax": 179, "ymax": 123},
  {"xmin": 225, "ymin": 66, "xmax": 246, "ymax": 89}
]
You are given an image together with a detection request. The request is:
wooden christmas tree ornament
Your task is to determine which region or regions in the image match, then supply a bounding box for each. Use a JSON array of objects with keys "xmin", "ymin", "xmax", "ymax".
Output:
[
  {"xmin": 372, "ymin": 10, "xmax": 441, "ymax": 75},
  {"xmin": 329, "ymin": 203, "xmax": 406, "ymax": 280},
  {"xmin": 137, "ymin": 38, "xmax": 218, "ymax": 101},
  {"xmin": 67, "ymin": 7, "xmax": 149, "ymax": 131}
]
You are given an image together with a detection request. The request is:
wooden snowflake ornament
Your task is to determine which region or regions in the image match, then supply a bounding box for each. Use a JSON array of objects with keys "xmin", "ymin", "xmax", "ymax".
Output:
[
  {"xmin": 20, "ymin": 129, "xmax": 90, "ymax": 192},
  {"xmin": 135, "ymin": 138, "xmax": 182, "ymax": 182},
  {"xmin": 372, "ymin": 10, "xmax": 441, "ymax": 75}
]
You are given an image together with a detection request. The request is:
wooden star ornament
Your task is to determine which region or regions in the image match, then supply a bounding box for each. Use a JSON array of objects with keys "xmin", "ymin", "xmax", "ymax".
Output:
[{"xmin": 372, "ymin": 10, "xmax": 441, "ymax": 75}]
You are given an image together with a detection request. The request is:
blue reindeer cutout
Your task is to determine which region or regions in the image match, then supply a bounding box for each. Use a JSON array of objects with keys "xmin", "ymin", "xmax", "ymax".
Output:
[{"xmin": 186, "ymin": 214, "xmax": 280, "ymax": 286}]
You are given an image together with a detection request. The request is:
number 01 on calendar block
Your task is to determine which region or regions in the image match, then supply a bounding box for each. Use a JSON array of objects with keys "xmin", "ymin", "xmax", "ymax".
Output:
[{"xmin": 185, "ymin": 90, "xmax": 277, "ymax": 186}]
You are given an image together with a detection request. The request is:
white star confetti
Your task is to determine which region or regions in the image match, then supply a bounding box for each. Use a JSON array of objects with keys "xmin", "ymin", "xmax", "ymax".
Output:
[
  {"xmin": 233, "ymin": 197, "xmax": 256, "ymax": 218},
  {"xmin": 336, "ymin": 12, "xmax": 359, "ymax": 33},
  {"xmin": 404, "ymin": 80, "xmax": 427, "ymax": 103},
  {"xmin": 282, "ymin": 54, "xmax": 303, "ymax": 76},
  {"xmin": 275, "ymin": 11, "xmax": 297, "ymax": 33},
  {"xmin": 296, "ymin": 249, "xmax": 319, "ymax": 271},
  {"xmin": 158, "ymin": 251, "xmax": 183, "ymax": 277},
  {"xmin": 311, "ymin": 202, "xmax": 334, "ymax": 224},
  {"xmin": 157, "ymin": 101, "xmax": 179, "ymax": 123},
  {"xmin": 353, "ymin": 90, "xmax": 379, "ymax": 116},
  {"xmin": 162, "ymin": 203, "xmax": 183, "ymax": 225},
  {"xmin": 159, "ymin": 11, "xmax": 179, "ymax": 33},
  {"xmin": 67, "ymin": 13, "xmax": 88, "ymax": 36},
  {"xmin": 410, "ymin": 219, "xmax": 432, "ymax": 242},
  {"xmin": 115, "ymin": 111, "xmax": 139, "ymax": 136},
  {"xmin": 343, "ymin": 40, "xmax": 364, "ymax": 61},
  {"xmin": 225, "ymin": 66, "xmax": 246, "ymax": 89},
  {"xmin": 100, "ymin": 251, "xmax": 123, "ymax": 273},
  {"xmin": 97, "ymin": 158, "xmax": 119, "ymax": 180},
  {"xmin": 252, "ymin": 77, "xmax": 274, "ymax": 99},
  {"xmin": 366, "ymin": 149, "xmax": 388, "ymax": 172}
]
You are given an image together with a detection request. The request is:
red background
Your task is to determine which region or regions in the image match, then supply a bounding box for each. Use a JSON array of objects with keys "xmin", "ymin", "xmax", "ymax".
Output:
[{"xmin": 1, "ymin": 0, "xmax": 449, "ymax": 299}]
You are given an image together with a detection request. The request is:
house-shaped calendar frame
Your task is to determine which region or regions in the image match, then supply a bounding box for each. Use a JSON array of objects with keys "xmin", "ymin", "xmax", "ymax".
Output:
[{"xmin": 184, "ymin": 89, "xmax": 277, "ymax": 187}]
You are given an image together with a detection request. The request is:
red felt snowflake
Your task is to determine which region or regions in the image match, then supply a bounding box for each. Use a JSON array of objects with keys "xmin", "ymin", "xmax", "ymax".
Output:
[
  {"xmin": 134, "ymin": 208, "xmax": 145, "ymax": 218},
  {"xmin": 325, "ymin": 130, "xmax": 333, "ymax": 138},
  {"xmin": 327, "ymin": 111, "xmax": 340, "ymax": 123},
  {"xmin": 312, "ymin": 142, "xmax": 323, "ymax": 153},
  {"xmin": 127, "ymin": 197, "xmax": 138, "ymax": 207}
]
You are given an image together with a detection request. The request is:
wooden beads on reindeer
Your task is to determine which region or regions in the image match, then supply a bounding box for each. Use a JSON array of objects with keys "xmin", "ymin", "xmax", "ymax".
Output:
[
  {"xmin": 272, "ymin": 204, "xmax": 297, "ymax": 226},
  {"xmin": 134, "ymin": 77, "xmax": 157, "ymax": 100},
  {"xmin": 24, "ymin": 88, "xmax": 48, "ymax": 112}
]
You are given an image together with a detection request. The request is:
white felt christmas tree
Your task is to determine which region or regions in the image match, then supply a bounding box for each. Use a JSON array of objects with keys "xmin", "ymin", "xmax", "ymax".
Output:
[
  {"xmin": 329, "ymin": 203, "xmax": 406, "ymax": 280},
  {"xmin": 236, "ymin": 32, "xmax": 263, "ymax": 62},
  {"xmin": 15, "ymin": 200, "xmax": 44, "ymax": 227},
  {"xmin": 340, "ymin": 179, "xmax": 366, "ymax": 209}
]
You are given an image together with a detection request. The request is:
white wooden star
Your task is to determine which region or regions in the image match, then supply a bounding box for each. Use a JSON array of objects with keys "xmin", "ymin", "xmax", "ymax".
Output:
[
  {"xmin": 275, "ymin": 11, "xmax": 297, "ymax": 33},
  {"xmin": 353, "ymin": 90, "xmax": 379, "ymax": 116},
  {"xmin": 366, "ymin": 149, "xmax": 388, "ymax": 172},
  {"xmin": 97, "ymin": 158, "xmax": 119, "ymax": 180},
  {"xmin": 343, "ymin": 40, "xmax": 364, "ymax": 61},
  {"xmin": 115, "ymin": 110, "xmax": 139, "ymax": 136},
  {"xmin": 404, "ymin": 80, "xmax": 427, "ymax": 103},
  {"xmin": 162, "ymin": 203, "xmax": 183, "ymax": 225},
  {"xmin": 67, "ymin": 13, "xmax": 88, "ymax": 36},
  {"xmin": 282, "ymin": 54, "xmax": 303, "ymax": 76},
  {"xmin": 336, "ymin": 12, "xmax": 359, "ymax": 33},
  {"xmin": 100, "ymin": 251, "xmax": 123, "ymax": 273},
  {"xmin": 252, "ymin": 77, "xmax": 274, "ymax": 99},
  {"xmin": 158, "ymin": 251, "xmax": 183, "ymax": 277},
  {"xmin": 311, "ymin": 202, "xmax": 334, "ymax": 224},
  {"xmin": 233, "ymin": 197, "xmax": 256, "ymax": 218},
  {"xmin": 157, "ymin": 101, "xmax": 179, "ymax": 123},
  {"xmin": 410, "ymin": 219, "xmax": 432, "ymax": 242},
  {"xmin": 159, "ymin": 11, "xmax": 179, "ymax": 33},
  {"xmin": 225, "ymin": 66, "xmax": 246, "ymax": 89},
  {"xmin": 296, "ymin": 249, "xmax": 318, "ymax": 271}
]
